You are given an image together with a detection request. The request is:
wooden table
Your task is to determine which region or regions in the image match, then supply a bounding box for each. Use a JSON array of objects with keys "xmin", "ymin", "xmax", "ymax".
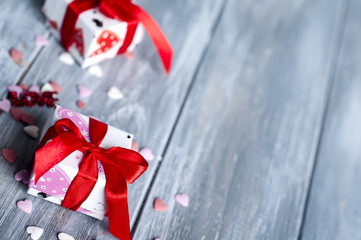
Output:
[{"xmin": 0, "ymin": 0, "xmax": 360, "ymax": 239}]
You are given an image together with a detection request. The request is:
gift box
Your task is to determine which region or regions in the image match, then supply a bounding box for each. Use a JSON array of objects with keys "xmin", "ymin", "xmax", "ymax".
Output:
[
  {"xmin": 28, "ymin": 105, "xmax": 148, "ymax": 240},
  {"xmin": 43, "ymin": 0, "xmax": 144, "ymax": 68},
  {"xmin": 42, "ymin": 0, "xmax": 173, "ymax": 73}
]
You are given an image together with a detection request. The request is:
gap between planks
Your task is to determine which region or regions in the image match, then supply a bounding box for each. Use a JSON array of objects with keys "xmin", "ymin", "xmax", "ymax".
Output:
[
  {"xmin": 130, "ymin": 0, "xmax": 230, "ymax": 236},
  {"xmin": 297, "ymin": 0, "xmax": 351, "ymax": 239}
]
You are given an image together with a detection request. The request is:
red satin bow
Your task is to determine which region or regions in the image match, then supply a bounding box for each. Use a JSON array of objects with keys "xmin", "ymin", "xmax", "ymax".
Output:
[
  {"xmin": 34, "ymin": 118, "xmax": 148, "ymax": 240},
  {"xmin": 61, "ymin": 0, "xmax": 173, "ymax": 74}
]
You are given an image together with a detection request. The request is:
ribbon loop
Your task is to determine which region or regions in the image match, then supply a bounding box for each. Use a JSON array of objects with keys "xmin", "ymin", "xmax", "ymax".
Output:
[{"xmin": 34, "ymin": 117, "xmax": 148, "ymax": 240}]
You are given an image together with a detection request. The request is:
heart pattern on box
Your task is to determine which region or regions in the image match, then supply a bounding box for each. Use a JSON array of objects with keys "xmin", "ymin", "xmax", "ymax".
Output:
[{"xmin": 89, "ymin": 30, "xmax": 120, "ymax": 58}]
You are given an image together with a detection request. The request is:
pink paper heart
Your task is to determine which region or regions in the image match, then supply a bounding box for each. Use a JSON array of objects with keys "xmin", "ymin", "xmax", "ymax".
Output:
[
  {"xmin": 131, "ymin": 141, "xmax": 139, "ymax": 152},
  {"xmin": 21, "ymin": 112, "xmax": 35, "ymax": 125},
  {"xmin": 50, "ymin": 80, "xmax": 62, "ymax": 92},
  {"xmin": 28, "ymin": 85, "xmax": 40, "ymax": 93},
  {"xmin": 0, "ymin": 99, "xmax": 10, "ymax": 112},
  {"xmin": 10, "ymin": 48, "xmax": 24, "ymax": 62},
  {"xmin": 139, "ymin": 147, "xmax": 155, "ymax": 161},
  {"xmin": 8, "ymin": 85, "xmax": 23, "ymax": 95},
  {"xmin": 15, "ymin": 169, "xmax": 30, "ymax": 184},
  {"xmin": 10, "ymin": 108, "xmax": 24, "ymax": 121},
  {"xmin": 77, "ymin": 85, "xmax": 92, "ymax": 97},
  {"xmin": 35, "ymin": 35, "xmax": 49, "ymax": 47},
  {"xmin": 175, "ymin": 193, "xmax": 189, "ymax": 207},
  {"xmin": 17, "ymin": 199, "xmax": 32, "ymax": 214},
  {"xmin": 153, "ymin": 198, "xmax": 168, "ymax": 211},
  {"xmin": 123, "ymin": 52, "xmax": 135, "ymax": 59},
  {"xmin": 2, "ymin": 148, "xmax": 17, "ymax": 163}
]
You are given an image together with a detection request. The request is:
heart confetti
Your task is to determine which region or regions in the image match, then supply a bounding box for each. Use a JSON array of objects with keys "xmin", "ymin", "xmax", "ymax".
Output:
[
  {"xmin": 26, "ymin": 226, "xmax": 44, "ymax": 240},
  {"xmin": 175, "ymin": 193, "xmax": 189, "ymax": 207},
  {"xmin": 23, "ymin": 125, "xmax": 39, "ymax": 139},
  {"xmin": 139, "ymin": 147, "xmax": 155, "ymax": 161},
  {"xmin": 50, "ymin": 80, "xmax": 62, "ymax": 92},
  {"xmin": 77, "ymin": 85, "xmax": 92, "ymax": 97},
  {"xmin": 15, "ymin": 169, "xmax": 30, "ymax": 184},
  {"xmin": 58, "ymin": 232, "xmax": 75, "ymax": 240},
  {"xmin": 21, "ymin": 112, "xmax": 35, "ymax": 125},
  {"xmin": 1, "ymin": 148, "xmax": 17, "ymax": 163},
  {"xmin": 77, "ymin": 100, "xmax": 86, "ymax": 109},
  {"xmin": 8, "ymin": 85, "xmax": 23, "ymax": 95},
  {"xmin": 59, "ymin": 52, "xmax": 74, "ymax": 65},
  {"xmin": 153, "ymin": 198, "xmax": 168, "ymax": 211},
  {"xmin": 28, "ymin": 85, "xmax": 40, "ymax": 93},
  {"xmin": 17, "ymin": 199, "xmax": 32, "ymax": 214},
  {"xmin": 35, "ymin": 35, "xmax": 49, "ymax": 47},
  {"xmin": 131, "ymin": 141, "xmax": 139, "ymax": 152},
  {"xmin": 88, "ymin": 65, "xmax": 103, "ymax": 77},
  {"xmin": 0, "ymin": 99, "xmax": 10, "ymax": 112},
  {"xmin": 107, "ymin": 86, "xmax": 124, "ymax": 100},
  {"xmin": 41, "ymin": 82, "xmax": 54, "ymax": 92},
  {"xmin": 19, "ymin": 83, "xmax": 28, "ymax": 90},
  {"xmin": 10, "ymin": 108, "xmax": 23, "ymax": 121},
  {"xmin": 123, "ymin": 52, "xmax": 136, "ymax": 59},
  {"xmin": 10, "ymin": 48, "xmax": 24, "ymax": 62}
]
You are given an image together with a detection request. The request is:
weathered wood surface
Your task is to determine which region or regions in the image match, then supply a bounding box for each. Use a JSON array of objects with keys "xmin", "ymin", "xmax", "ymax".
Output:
[
  {"xmin": 132, "ymin": 0, "xmax": 349, "ymax": 239},
  {"xmin": 300, "ymin": 0, "xmax": 361, "ymax": 239},
  {"xmin": 0, "ymin": 0, "xmax": 228, "ymax": 239},
  {"xmin": 0, "ymin": 0, "xmax": 48, "ymax": 95}
]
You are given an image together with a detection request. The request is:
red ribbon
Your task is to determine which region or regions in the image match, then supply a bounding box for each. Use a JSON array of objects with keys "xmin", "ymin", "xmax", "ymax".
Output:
[
  {"xmin": 61, "ymin": 0, "xmax": 173, "ymax": 74},
  {"xmin": 34, "ymin": 118, "xmax": 148, "ymax": 240}
]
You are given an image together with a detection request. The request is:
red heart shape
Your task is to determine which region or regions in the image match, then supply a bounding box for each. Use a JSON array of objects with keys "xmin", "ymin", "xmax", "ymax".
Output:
[
  {"xmin": 153, "ymin": 198, "xmax": 168, "ymax": 211},
  {"xmin": 2, "ymin": 148, "xmax": 17, "ymax": 163},
  {"xmin": 10, "ymin": 108, "xmax": 24, "ymax": 121},
  {"xmin": 20, "ymin": 113, "xmax": 35, "ymax": 125}
]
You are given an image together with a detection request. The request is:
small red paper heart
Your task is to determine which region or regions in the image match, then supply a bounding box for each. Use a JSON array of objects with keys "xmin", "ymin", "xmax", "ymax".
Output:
[
  {"xmin": 10, "ymin": 108, "xmax": 24, "ymax": 121},
  {"xmin": 19, "ymin": 83, "xmax": 28, "ymax": 90},
  {"xmin": 153, "ymin": 198, "xmax": 168, "ymax": 211},
  {"xmin": 77, "ymin": 100, "xmax": 86, "ymax": 109},
  {"xmin": 20, "ymin": 113, "xmax": 35, "ymax": 125},
  {"xmin": 2, "ymin": 148, "xmax": 17, "ymax": 163},
  {"xmin": 10, "ymin": 48, "xmax": 24, "ymax": 62},
  {"xmin": 49, "ymin": 80, "xmax": 62, "ymax": 93}
]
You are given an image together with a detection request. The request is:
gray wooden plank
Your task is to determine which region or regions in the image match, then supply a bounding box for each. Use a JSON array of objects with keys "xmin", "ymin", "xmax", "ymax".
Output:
[
  {"xmin": 131, "ymin": 0, "xmax": 348, "ymax": 239},
  {"xmin": 0, "ymin": 0, "xmax": 226, "ymax": 239},
  {"xmin": 0, "ymin": 0, "xmax": 48, "ymax": 95},
  {"xmin": 300, "ymin": 0, "xmax": 361, "ymax": 239}
]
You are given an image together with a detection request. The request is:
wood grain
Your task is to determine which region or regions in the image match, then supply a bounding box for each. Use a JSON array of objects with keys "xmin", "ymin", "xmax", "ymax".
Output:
[
  {"xmin": 0, "ymin": 0, "xmax": 48, "ymax": 96},
  {"xmin": 0, "ymin": 0, "xmax": 227, "ymax": 239},
  {"xmin": 132, "ymin": 0, "xmax": 348, "ymax": 239},
  {"xmin": 300, "ymin": 0, "xmax": 361, "ymax": 239}
]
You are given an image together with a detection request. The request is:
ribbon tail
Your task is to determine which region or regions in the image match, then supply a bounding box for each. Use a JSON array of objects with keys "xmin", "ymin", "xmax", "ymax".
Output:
[
  {"xmin": 103, "ymin": 164, "xmax": 131, "ymax": 240},
  {"xmin": 136, "ymin": 6, "xmax": 173, "ymax": 74},
  {"xmin": 61, "ymin": 153, "xmax": 99, "ymax": 210}
]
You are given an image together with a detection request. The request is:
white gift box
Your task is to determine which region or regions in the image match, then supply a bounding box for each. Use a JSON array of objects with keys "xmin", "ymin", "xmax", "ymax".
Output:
[
  {"xmin": 42, "ymin": 0, "xmax": 144, "ymax": 68},
  {"xmin": 27, "ymin": 105, "xmax": 133, "ymax": 220}
]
